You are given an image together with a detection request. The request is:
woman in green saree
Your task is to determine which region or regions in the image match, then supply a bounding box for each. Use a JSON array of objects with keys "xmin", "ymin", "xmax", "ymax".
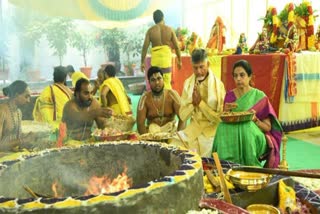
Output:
[{"xmin": 212, "ymin": 60, "xmax": 282, "ymax": 168}]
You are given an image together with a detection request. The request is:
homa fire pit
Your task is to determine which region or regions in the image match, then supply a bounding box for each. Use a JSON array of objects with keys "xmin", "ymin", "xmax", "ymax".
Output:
[{"xmin": 0, "ymin": 141, "xmax": 203, "ymax": 213}]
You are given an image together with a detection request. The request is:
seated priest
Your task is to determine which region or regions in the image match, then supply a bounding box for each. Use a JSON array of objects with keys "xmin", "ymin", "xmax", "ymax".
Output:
[
  {"xmin": 99, "ymin": 64, "xmax": 132, "ymax": 116},
  {"xmin": 137, "ymin": 66, "xmax": 185, "ymax": 135},
  {"xmin": 60, "ymin": 78, "xmax": 112, "ymax": 143},
  {"xmin": 33, "ymin": 66, "xmax": 73, "ymax": 129}
]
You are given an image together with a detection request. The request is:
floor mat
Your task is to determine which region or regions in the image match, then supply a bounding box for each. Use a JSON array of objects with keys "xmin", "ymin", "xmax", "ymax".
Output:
[{"xmin": 287, "ymin": 128, "xmax": 320, "ymax": 146}]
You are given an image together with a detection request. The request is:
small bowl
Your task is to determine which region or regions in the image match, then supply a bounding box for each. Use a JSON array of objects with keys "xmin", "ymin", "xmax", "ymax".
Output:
[
  {"xmin": 246, "ymin": 204, "xmax": 280, "ymax": 214},
  {"xmin": 226, "ymin": 169, "xmax": 272, "ymax": 192}
]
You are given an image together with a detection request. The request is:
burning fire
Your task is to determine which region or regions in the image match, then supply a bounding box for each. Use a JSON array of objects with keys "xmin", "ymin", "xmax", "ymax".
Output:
[
  {"xmin": 51, "ymin": 167, "xmax": 132, "ymax": 197},
  {"xmin": 84, "ymin": 168, "xmax": 132, "ymax": 195}
]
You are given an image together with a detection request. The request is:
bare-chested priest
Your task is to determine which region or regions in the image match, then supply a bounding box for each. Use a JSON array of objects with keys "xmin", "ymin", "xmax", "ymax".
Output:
[
  {"xmin": 137, "ymin": 66, "xmax": 185, "ymax": 134},
  {"xmin": 62, "ymin": 78, "xmax": 112, "ymax": 141},
  {"xmin": 141, "ymin": 9, "xmax": 182, "ymax": 89}
]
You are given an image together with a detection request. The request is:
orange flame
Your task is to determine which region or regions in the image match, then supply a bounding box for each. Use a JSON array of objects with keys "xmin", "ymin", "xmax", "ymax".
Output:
[
  {"xmin": 50, "ymin": 167, "xmax": 131, "ymax": 197},
  {"xmin": 51, "ymin": 180, "xmax": 63, "ymax": 198},
  {"xmin": 84, "ymin": 168, "xmax": 132, "ymax": 196}
]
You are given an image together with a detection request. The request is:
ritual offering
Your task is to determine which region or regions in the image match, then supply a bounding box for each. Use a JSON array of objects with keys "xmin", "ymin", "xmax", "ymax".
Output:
[
  {"xmin": 103, "ymin": 114, "xmax": 135, "ymax": 132},
  {"xmin": 21, "ymin": 120, "xmax": 55, "ymax": 150},
  {"xmin": 92, "ymin": 127, "xmax": 129, "ymax": 141},
  {"xmin": 202, "ymin": 158, "xmax": 320, "ymax": 213},
  {"xmin": 138, "ymin": 132, "xmax": 173, "ymax": 142},
  {"xmin": 220, "ymin": 111, "xmax": 254, "ymax": 123}
]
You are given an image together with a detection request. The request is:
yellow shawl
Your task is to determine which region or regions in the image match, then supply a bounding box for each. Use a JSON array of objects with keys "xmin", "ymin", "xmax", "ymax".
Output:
[
  {"xmin": 182, "ymin": 70, "xmax": 224, "ymax": 112},
  {"xmin": 99, "ymin": 77, "xmax": 131, "ymax": 115},
  {"xmin": 33, "ymin": 84, "xmax": 72, "ymax": 129},
  {"xmin": 71, "ymin": 71, "xmax": 88, "ymax": 87}
]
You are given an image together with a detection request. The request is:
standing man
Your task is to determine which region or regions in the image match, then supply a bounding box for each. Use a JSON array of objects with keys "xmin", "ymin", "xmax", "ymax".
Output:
[
  {"xmin": 141, "ymin": 9, "xmax": 182, "ymax": 89},
  {"xmin": 137, "ymin": 66, "xmax": 185, "ymax": 134},
  {"xmin": 171, "ymin": 49, "xmax": 225, "ymax": 157},
  {"xmin": 62, "ymin": 78, "xmax": 112, "ymax": 141},
  {"xmin": 33, "ymin": 66, "xmax": 73, "ymax": 129},
  {"xmin": 99, "ymin": 65, "xmax": 132, "ymax": 116}
]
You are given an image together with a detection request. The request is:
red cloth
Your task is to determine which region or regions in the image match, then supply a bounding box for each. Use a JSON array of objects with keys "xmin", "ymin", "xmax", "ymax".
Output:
[{"xmin": 221, "ymin": 54, "xmax": 286, "ymax": 115}]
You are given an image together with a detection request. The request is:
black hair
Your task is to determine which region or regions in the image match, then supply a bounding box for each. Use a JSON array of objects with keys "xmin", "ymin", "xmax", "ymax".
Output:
[
  {"xmin": 232, "ymin": 60, "xmax": 252, "ymax": 77},
  {"xmin": 153, "ymin": 10, "xmax": 164, "ymax": 24},
  {"xmin": 104, "ymin": 64, "xmax": 116, "ymax": 77},
  {"xmin": 74, "ymin": 78, "xmax": 90, "ymax": 97},
  {"xmin": 147, "ymin": 66, "xmax": 163, "ymax": 80},
  {"xmin": 66, "ymin": 65, "xmax": 75, "ymax": 73},
  {"xmin": 53, "ymin": 66, "xmax": 67, "ymax": 83},
  {"xmin": 191, "ymin": 48, "xmax": 207, "ymax": 64},
  {"xmin": 2, "ymin": 80, "xmax": 28, "ymax": 98}
]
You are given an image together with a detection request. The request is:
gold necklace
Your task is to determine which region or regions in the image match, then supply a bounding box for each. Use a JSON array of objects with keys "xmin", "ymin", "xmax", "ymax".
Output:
[
  {"xmin": 7, "ymin": 101, "xmax": 21, "ymax": 138},
  {"xmin": 151, "ymin": 92, "xmax": 166, "ymax": 125}
]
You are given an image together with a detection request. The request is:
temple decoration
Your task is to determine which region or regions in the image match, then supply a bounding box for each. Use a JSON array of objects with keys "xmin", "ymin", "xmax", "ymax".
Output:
[
  {"xmin": 175, "ymin": 27, "xmax": 189, "ymax": 52},
  {"xmin": 8, "ymin": 0, "xmax": 172, "ymax": 28},
  {"xmin": 284, "ymin": 25, "xmax": 300, "ymax": 52},
  {"xmin": 234, "ymin": 33, "xmax": 248, "ymax": 54},
  {"xmin": 186, "ymin": 32, "xmax": 204, "ymax": 55},
  {"xmin": 294, "ymin": 0, "xmax": 316, "ymax": 50},
  {"xmin": 249, "ymin": 27, "xmax": 270, "ymax": 54},
  {"xmin": 206, "ymin": 16, "xmax": 226, "ymax": 54},
  {"xmin": 315, "ymin": 25, "xmax": 320, "ymax": 50},
  {"xmin": 269, "ymin": 7, "xmax": 280, "ymax": 45},
  {"xmin": 287, "ymin": 3, "xmax": 295, "ymax": 30}
]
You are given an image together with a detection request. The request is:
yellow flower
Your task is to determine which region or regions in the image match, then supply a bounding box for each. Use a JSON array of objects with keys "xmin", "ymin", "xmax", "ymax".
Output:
[
  {"xmin": 308, "ymin": 35, "xmax": 315, "ymax": 49},
  {"xmin": 270, "ymin": 33, "xmax": 277, "ymax": 43},
  {"xmin": 308, "ymin": 15, "xmax": 314, "ymax": 26},
  {"xmin": 288, "ymin": 11, "xmax": 294, "ymax": 22}
]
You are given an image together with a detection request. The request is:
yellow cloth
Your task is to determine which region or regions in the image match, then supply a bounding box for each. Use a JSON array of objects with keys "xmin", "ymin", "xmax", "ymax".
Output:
[
  {"xmin": 151, "ymin": 45, "xmax": 172, "ymax": 68},
  {"xmin": 33, "ymin": 84, "xmax": 71, "ymax": 129},
  {"xmin": 278, "ymin": 179, "xmax": 297, "ymax": 213},
  {"xmin": 149, "ymin": 121, "xmax": 176, "ymax": 134},
  {"xmin": 163, "ymin": 73, "xmax": 172, "ymax": 89},
  {"xmin": 99, "ymin": 77, "xmax": 132, "ymax": 115},
  {"xmin": 279, "ymin": 52, "xmax": 320, "ymax": 123},
  {"xmin": 170, "ymin": 71, "xmax": 225, "ymax": 157},
  {"xmin": 71, "ymin": 71, "xmax": 88, "ymax": 88}
]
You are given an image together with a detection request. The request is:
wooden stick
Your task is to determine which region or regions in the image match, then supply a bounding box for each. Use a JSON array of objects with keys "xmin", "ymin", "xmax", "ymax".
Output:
[
  {"xmin": 23, "ymin": 185, "xmax": 39, "ymax": 198},
  {"xmin": 212, "ymin": 152, "xmax": 233, "ymax": 204},
  {"xmin": 204, "ymin": 170, "xmax": 220, "ymax": 189},
  {"xmin": 176, "ymin": 132, "xmax": 189, "ymax": 148},
  {"xmin": 23, "ymin": 185, "xmax": 52, "ymax": 198},
  {"xmin": 232, "ymin": 166, "xmax": 320, "ymax": 179}
]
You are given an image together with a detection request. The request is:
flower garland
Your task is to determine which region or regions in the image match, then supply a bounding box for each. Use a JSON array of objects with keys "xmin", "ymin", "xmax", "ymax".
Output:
[
  {"xmin": 287, "ymin": 3, "xmax": 295, "ymax": 30},
  {"xmin": 295, "ymin": 1, "xmax": 315, "ymax": 50},
  {"xmin": 305, "ymin": 1, "xmax": 315, "ymax": 49},
  {"xmin": 269, "ymin": 7, "xmax": 279, "ymax": 44}
]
